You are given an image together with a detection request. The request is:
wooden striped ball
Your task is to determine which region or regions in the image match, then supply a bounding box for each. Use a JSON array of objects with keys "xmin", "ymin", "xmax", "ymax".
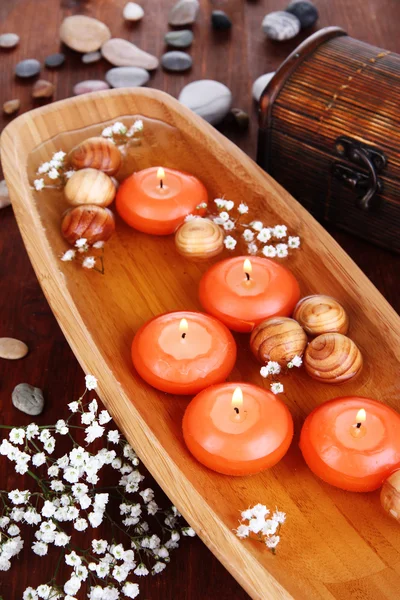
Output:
[
  {"xmin": 304, "ymin": 333, "xmax": 363, "ymax": 384},
  {"xmin": 293, "ymin": 294, "xmax": 349, "ymax": 336},
  {"xmin": 68, "ymin": 136, "xmax": 122, "ymax": 175},
  {"xmin": 61, "ymin": 204, "xmax": 115, "ymax": 245},
  {"xmin": 250, "ymin": 316, "xmax": 308, "ymax": 365},
  {"xmin": 64, "ymin": 168, "xmax": 116, "ymax": 207},
  {"xmin": 175, "ymin": 218, "xmax": 224, "ymax": 259}
]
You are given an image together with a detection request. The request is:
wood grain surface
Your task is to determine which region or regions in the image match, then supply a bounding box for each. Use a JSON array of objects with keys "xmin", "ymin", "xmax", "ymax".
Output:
[{"xmin": 0, "ymin": 1, "xmax": 400, "ymax": 599}]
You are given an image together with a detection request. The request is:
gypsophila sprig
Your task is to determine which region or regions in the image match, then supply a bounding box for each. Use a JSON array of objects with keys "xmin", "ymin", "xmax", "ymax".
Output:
[
  {"xmin": 60, "ymin": 239, "xmax": 106, "ymax": 274},
  {"xmin": 0, "ymin": 376, "xmax": 191, "ymax": 599},
  {"xmin": 235, "ymin": 504, "xmax": 286, "ymax": 554},
  {"xmin": 101, "ymin": 119, "xmax": 144, "ymax": 146}
]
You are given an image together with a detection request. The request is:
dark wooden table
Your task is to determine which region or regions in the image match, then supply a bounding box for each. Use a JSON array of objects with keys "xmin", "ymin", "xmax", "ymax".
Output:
[{"xmin": 1, "ymin": 1, "xmax": 399, "ymax": 598}]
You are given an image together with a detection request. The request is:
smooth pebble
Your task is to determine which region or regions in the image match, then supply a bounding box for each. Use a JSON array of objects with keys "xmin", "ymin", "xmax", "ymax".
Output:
[
  {"xmin": 230, "ymin": 108, "xmax": 249, "ymax": 130},
  {"xmin": 286, "ymin": 1, "xmax": 319, "ymax": 28},
  {"xmin": 101, "ymin": 38, "xmax": 158, "ymax": 70},
  {"xmin": 73, "ymin": 80, "xmax": 110, "ymax": 96},
  {"xmin": 0, "ymin": 33, "xmax": 19, "ymax": 49},
  {"xmin": 15, "ymin": 58, "xmax": 41, "ymax": 78},
  {"xmin": 161, "ymin": 51, "xmax": 192, "ymax": 72},
  {"xmin": 105, "ymin": 66, "xmax": 149, "ymax": 88},
  {"xmin": 82, "ymin": 51, "xmax": 102, "ymax": 64},
  {"xmin": 262, "ymin": 11, "xmax": 301, "ymax": 41},
  {"xmin": 252, "ymin": 72, "xmax": 275, "ymax": 102},
  {"xmin": 123, "ymin": 2, "xmax": 144, "ymax": 21},
  {"xmin": 0, "ymin": 337, "xmax": 28, "ymax": 360},
  {"xmin": 164, "ymin": 29, "xmax": 194, "ymax": 49},
  {"xmin": 3, "ymin": 99, "xmax": 20, "ymax": 115},
  {"xmin": 211, "ymin": 10, "xmax": 232, "ymax": 30},
  {"xmin": 0, "ymin": 180, "xmax": 11, "ymax": 209},
  {"xmin": 12, "ymin": 383, "xmax": 44, "ymax": 416},
  {"xmin": 169, "ymin": 0, "xmax": 200, "ymax": 26},
  {"xmin": 32, "ymin": 79, "xmax": 55, "ymax": 98},
  {"xmin": 45, "ymin": 53, "xmax": 65, "ymax": 68},
  {"xmin": 60, "ymin": 15, "xmax": 111, "ymax": 52},
  {"xmin": 179, "ymin": 79, "xmax": 232, "ymax": 125}
]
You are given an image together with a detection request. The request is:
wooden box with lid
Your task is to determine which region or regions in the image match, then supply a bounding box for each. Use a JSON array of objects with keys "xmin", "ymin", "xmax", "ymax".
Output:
[{"xmin": 257, "ymin": 27, "xmax": 400, "ymax": 252}]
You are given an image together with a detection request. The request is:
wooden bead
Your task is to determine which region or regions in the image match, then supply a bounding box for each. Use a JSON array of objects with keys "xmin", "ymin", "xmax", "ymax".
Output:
[
  {"xmin": 381, "ymin": 470, "xmax": 400, "ymax": 524},
  {"xmin": 175, "ymin": 218, "xmax": 224, "ymax": 259},
  {"xmin": 250, "ymin": 316, "xmax": 308, "ymax": 365},
  {"xmin": 64, "ymin": 168, "xmax": 116, "ymax": 207},
  {"xmin": 61, "ymin": 205, "xmax": 115, "ymax": 245},
  {"xmin": 304, "ymin": 333, "xmax": 363, "ymax": 384},
  {"xmin": 293, "ymin": 294, "xmax": 349, "ymax": 336},
  {"xmin": 68, "ymin": 136, "xmax": 122, "ymax": 175}
]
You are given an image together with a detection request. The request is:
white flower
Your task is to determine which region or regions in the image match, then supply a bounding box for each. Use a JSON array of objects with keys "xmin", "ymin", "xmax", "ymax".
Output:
[
  {"xmin": 8, "ymin": 490, "xmax": 30, "ymax": 505},
  {"xmin": 9, "ymin": 428, "xmax": 25, "ymax": 445},
  {"xmin": 184, "ymin": 213, "xmax": 197, "ymax": 223},
  {"xmin": 270, "ymin": 382, "xmax": 284, "ymax": 395},
  {"xmin": 134, "ymin": 563, "xmax": 149, "ymax": 576},
  {"xmin": 224, "ymin": 235, "xmax": 237, "ymax": 250},
  {"xmin": 276, "ymin": 243, "xmax": 288, "ymax": 258},
  {"xmin": 112, "ymin": 121, "xmax": 127, "ymax": 135},
  {"xmin": 266, "ymin": 361, "xmax": 281, "ymax": 376},
  {"xmin": 99, "ymin": 409, "xmax": 112, "ymax": 424},
  {"xmin": 94, "ymin": 493, "xmax": 109, "ymax": 511},
  {"xmin": 0, "ymin": 557, "xmax": 11, "ymax": 571},
  {"xmin": 32, "ymin": 541, "xmax": 48, "ymax": 556},
  {"xmin": 88, "ymin": 587, "xmax": 105, "ymax": 600},
  {"xmin": 262, "ymin": 245, "xmax": 277, "ymax": 258},
  {"xmin": 261, "ymin": 519, "xmax": 279, "ymax": 536},
  {"xmin": 24, "ymin": 507, "xmax": 41, "ymax": 525},
  {"xmin": 235, "ymin": 524, "xmax": 250, "ymax": 539},
  {"xmin": 92, "ymin": 240, "xmax": 105, "ymax": 249},
  {"xmin": 75, "ymin": 238, "xmax": 87, "ymax": 248},
  {"xmin": 88, "ymin": 399, "xmax": 98, "ymax": 414},
  {"xmin": 85, "ymin": 421, "xmax": 105, "ymax": 444},
  {"xmin": 42, "ymin": 501, "xmax": 56, "ymax": 519},
  {"xmin": 65, "ymin": 551, "xmax": 81, "ymax": 567},
  {"xmin": 219, "ymin": 211, "xmax": 230, "ymax": 222},
  {"xmin": 112, "ymin": 564, "xmax": 130, "ymax": 583},
  {"xmin": 248, "ymin": 517, "xmax": 265, "ymax": 534},
  {"xmin": 102, "ymin": 126, "xmax": 113, "ymax": 137},
  {"xmin": 108, "ymin": 430, "xmax": 120, "ymax": 444},
  {"xmin": 272, "ymin": 510, "xmax": 286, "ymax": 524},
  {"xmin": 182, "ymin": 527, "xmax": 196, "ymax": 537},
  {"xmin": 122, "ymin": 582, "xmax": 140, "ymax": 598},
  {"xmin": 74, "ymin": 518, "xmax": 88, "ymax": 531},
  {"xmin": 238, "ymin": 203, "xmax": 249, "ymax": 214},
  {"xmin": 81, "ymin": 411, "xmax": 95, "ymax": 425},
  {"xmin": 265, "ymin": 535, "xmax": 280, "ymax": 549},
  {"xmin": 82, "ymin": 256, "xmax": 96, "ymax": 269},
  {"xmin": 7, "ymin": 523, "xmax": 20, "ymax": 536},
  {"xmin": 53, "ymin": 151, "xmax": 66, "ymax": 161},
  {"xmin": 257, "ymin": 228, "xmax": 271, "ymax": 243},
  {"xmin": 38, "ymin": 162, "xmax": 51, "ymax": 174},
  {"xmin": 96, "ymin": 561, "xmax": 110, "ymax": 578},
  {"xmin": 288, "ymin": 355, "xmax": 302, "ymax": 368},
  {"xmin": 247, "ymin": 242, "xmax": 258, "ymax": 255},
  {"xmin": 37, "ymin": 584, "xmax": 51, "ymax": 598},
  {"xmin": 223, "ymin": 220, "xmax": 235, "ymax": 231},
  {"xmin": 147, "ymin": 500, "xmax": 158, "ymax": 515},
  {"xmin": 50, "ymin": 480, "xmax": 64, "ymax": 492},
  {"xmin": 47, "ymin": 168, "xmax": 59, "ymax": 180},
  {"xmin": 56, "ymin": 419, "xmax": 69, "ymax": 435},
  {"xmin": 214, "ymin": 198, "xmax": 226, "ymax": 209},
  {"xmin": 23, "ymin": 588, "xmax": 38, "ymax": 600},
  {"xmin": 54, "ymin": 532, "xmax": 70, "ymax": 546},
  {"xmin": 34, "ymin": 178, "xmax": 45, "ymax": 191},
  {"xmin": 0, "ymin": 516, "xmax": 10, "ymax": 528},
  {"xmin": 92, "ymin": 539, "xmax": 108, "ymax": 554},
  {"xmin": 43, "ymin": 436, "xmax": 55, "ymax": 454},
  {"xmin": 85, "ymin": 374, "xmax": 98, "ymax": 390},
  {"xmin": 213, "ymin": 216, "xmax": 225, "ymax": 226},
  {"xmin": 241, "ymin": 508, "xmax": 254, "ymax": 520},
  {"xmin": 64, "ymin": 576, "xmax": 81, "ymax": 596},
  {"xmin": 88, "ymin": 511, "xmax": 104, "ymax": 528},
  {"xmin": 243, "ymin": 229, "xmax": 254, "ymax": 242},
  {"xmin": 26, "ymin": 423, "xmax": 39, "ymax": 439},
  {"xmin": 61, "ymin": 249, "xmax": 76, "ymax": 262},
  {"xmin": 273, "ymin": 225, "xmax": 287, "ymax": 239},
  {"xmin": 68, "ymin": 401, "xmax": 79, "ymax": 413},
  {"xmin": 11, "ymin": 507, "xmax": 25, "ymax": 522},
  {"xmin": 152, "ymin": 562, "xmax": 166, "ymax": 575},
  {"xmin": 31, "ymin": 452, "xmax": 46, "ymax": 467},
  {"xmin": 133, "ymin": 119, "xmax": 143, "ymax": 132},
  {"xmin": 288, "ymin": 236, "xmax": 300, "ymax": 249},
  {"xmin": 251, "ymin": 220, "xmax": 263, "ymax": 232},
  {"xmin": 225, "ymin": 200, "xmax": 234, "ymax": 211},
  {"xmin": 139, "ymin": 488, "xmax": 154, "ymax": 503},
  {"xmin": 75, "ymin": 565, "xmax": 88, "ymax": 581}
]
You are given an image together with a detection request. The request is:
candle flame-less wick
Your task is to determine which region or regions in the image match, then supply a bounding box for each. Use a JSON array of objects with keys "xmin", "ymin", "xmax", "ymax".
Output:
[
  {"xmin": 243, "ymin": 259, "xmax": 252, "ymax": 281},
  {"xmin": 179, "ymin": 318, "xmax": 188, "ymax": 340},
  {"xmin": 355, "ymin": 408, "xmax": 366, "ymax": 428},
  {"xmin": 231, "ymin": 387, "xmax": 243, "ymax": 412},
  {"xmin": 234, "ymin": 407, "xmax": 239, "ymax": 414},
  {"xmin": 157, "ymin": 167, "xmax": 165, "ymax": 189}
]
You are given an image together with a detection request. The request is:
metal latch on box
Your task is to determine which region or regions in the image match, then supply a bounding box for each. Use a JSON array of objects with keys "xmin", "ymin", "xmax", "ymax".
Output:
[{"xmin": 332, "ymin": 136, "xmax": 387, "ymax": 211}]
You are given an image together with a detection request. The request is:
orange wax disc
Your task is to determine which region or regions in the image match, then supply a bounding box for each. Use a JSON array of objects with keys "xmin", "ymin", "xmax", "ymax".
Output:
[
  {"xmin": 183, "ymin": 382, "xmax": 294, "ymax": 475},
  {"xmin": 132, "ymin": 311, "xmax": 237, "ymax": 395},
  {"xmin": 300, "ymin": 396, "xmax": 400, "ymax": 492},
  {"xmin": 199, "ymin": 256, "xmax": 301, "ymax": 332},
  {"xmin": 116, "ymin": 167, "xmax": 208, "ymax": 235}
]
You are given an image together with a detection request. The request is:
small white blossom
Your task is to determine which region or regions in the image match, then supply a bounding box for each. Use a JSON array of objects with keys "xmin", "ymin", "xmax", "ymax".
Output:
[
  {"xmin": 26, "ymin": 423, "xmax": 39, "ymax": 440},
  {"xmin": 152, "ymin": 562, "xmax": 166, "ymax": 575},
  {"xmin": 23, "ymin": 588, "xmax": 38, "ymax": 600},
  {"xmin": 92, "ymin": 240, "xmax": 105, "ymax": 249},
  {"xmin": 224, "ymin": 235, "xmax": 237, "ymax": 250},
  {"xmin": 133, "ymin": 119, "xmax": 143, "ymax": 132},
  {"xmin": 243, "ymin": 229, "xmax": 254, "ymax": 242},
  {"xmin": 34, "ymin": 178, "xmax": 45, "ymax": 191},
  {"xmin": 273, "ymin": 225, "xmax": 287, "ymax": 239},
  {"xmin": 108, "ymin": 430, "xmax": 120, "ymax": 444},
  {"xmin": 241, "ymin": 508, "xmax": 254, "ymax": 520},
  {"xmin": 182, "ymin": 527, "xmax": 196, "ymax": 537},
  {"xmin": 276, "ymin": 243, "xmax": 288, "ymax": 258},
  {"xmin": 248, "ymin": 517, "xmax": 265, "ymax": 534},
  {"xmin": 53, "ymin": 151, "xmax": 66, "ymax": 161},
  {"xmin": 112, "ymin": 121, "xmax": 127, "ymax": 135},
  {"xmin": 262, "ymin": 245, "xmax": 277, "ymax": 258},
  {"xmin": 65, "ymin": 551, "xmax": 82, "ymax": 567},
  {"xmin": 61, "ymin": 249, "xmax": 76, "ymax": 262},
  {"xmin": 265, "ymin": 535, "xmax": 280, "ymax": 549},
  {"xmin": 56, "ymin": 419, "xmax": 69, "ymax": 435},
  {"xmin": 223, "ymin": 220, "xmax": 235, "ymax": 231},
  {"xmin": 261, "ymin": 519, "xmax": 279, "ymax": 536},
  {"xmin": 8, "ymin": 490, "xmax": 30, "ymax": 505},
  {"xmin": 82, "ymin": 256, "xmax": 96, "ymax": 269},
  {"xmin": 7, "ymin": 523, "xmax": 20, "ymax": 536},
  {"xmin": 235, "ymin": 524, "xmax": 250, "ymax": 539},
  {"xmin": 64, "ymin": 576, "xmax": 81, "ymax": 596},
  {"xmin": 47, "ymin": 168, "xmax": 59, "ymax": 180},
  {"xmin": 68, "ymin": 401, "xmax": 79, "ymax": 413},
  {"xmin": 9, "ymin": 428, "xmax": 25, "ymax": 445},
  {"xmin": 85, "ymin": 374, "xmax": 98, "ymax": 390},
  {"xmin": 214, "ymin": 198, "xmax": 226, "ymax": 209},
  {"xmin": 32, "ymin": 541, "xmax": 48, "ymax": 556},
  {"xmin": 134, "ymin": 564, "xmax": 149, "ymax": 576},
  {"xmin": 75, "ymin": 238, "xmax": 87, "ymax": 248},
  {"xmin": 225, "ymin": 200, "xmax": 234, "ymax": 211},
  {"xmin": 238, "ymin": 203, "xmax": 249, "ymax": 214},
  {"xmin": 88, "ymin": 511, "xmax": 104, "ymax": 528},
  {"xmin": 288, "ymin": 236, "xmax": 300, "ymax": 249},
  {"xmin": 288, "ymin": 355, "xmax": 302, "ymax": 368},
  {"xmin": 184, "ymin": 213, "xmax": 197, "ymax": 223},
  {"xmin": 219, "ymin": 211, "xmax": 230, "ymax": 222},
  {"xmin": 251, "ymin": 220, "xmax": 263, "ymax": 232},
  {"xmin": 247, "ymin": 242, "xmax": 258, "ymax": 255},
  {"xmin": 99, "ymin": 409, "xmax": 112, "ymax": 424},
  {"xmin": 85, "ymin": 421, "xmax": 105, "ymax": 444},
  {"xmin": 272, "ymin": 510, "xmax": 286, "ymax": 524},
  {"xmin": 54, "ymin": 531, "xmax": 70, "ymax": 546},
  {"xmin": 102, "ymin": 126, "xmax": 113, "ymax": 138},
  {"xmin": 32, "ymin": 452, "xmax": 47, "ymax": 467},
  {"xmin": 270, "ymin": 382, "xmax": 284, "ymax": 395},
  {"xmin": 257, "ymin": 228, "xmax": 272, "ymax": 243},
  {"xmin": 37, "ymin": 162, "xmax": 51, "ymax": 174},
  {"xmin": 92, "ymin": 539, "xmax": 108, "ymax": 555}
]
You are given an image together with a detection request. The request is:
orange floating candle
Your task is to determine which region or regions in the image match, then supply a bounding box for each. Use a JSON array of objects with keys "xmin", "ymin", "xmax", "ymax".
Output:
[
  {"xmin": 199, "ymin": 256, "xmax": 300, "ymax": 332},
  {"xmin": 116, "ymin": 166, "xmax": 208, "ymax": 235},
  {"xmin": 300, "ymin": 396, "xmax": 400, "ymax": 492},
  {"xmin": 183, "ymin": 382, "xmax": 294, "ymax": 475},
  {"xmin": 132, "ymin": 311, "xmax": 236, "ymax": 395}
]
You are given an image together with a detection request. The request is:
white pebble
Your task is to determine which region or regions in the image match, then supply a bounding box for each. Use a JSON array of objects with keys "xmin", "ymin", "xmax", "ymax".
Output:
[{"xmin": 123, "ymin": 2, "xmax": 144, "ymax": 21}]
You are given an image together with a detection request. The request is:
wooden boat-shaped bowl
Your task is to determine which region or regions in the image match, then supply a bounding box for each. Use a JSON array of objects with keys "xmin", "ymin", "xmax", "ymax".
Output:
[{"xmin": 2, "ymin": 89, "xmax": 400, "ymax": 600}]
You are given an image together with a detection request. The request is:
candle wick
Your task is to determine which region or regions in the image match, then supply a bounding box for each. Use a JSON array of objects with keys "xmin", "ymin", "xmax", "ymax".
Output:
[
  {"xmin": 234, "ymin": 407, "xmax": 239, "ymax": 415},
  {"xmin": 245, "ymin": 272, "xmax": 250, "ymax": 281},
  {"xmin": 181, "ymin": 332, "xmax": 186, "ymax": 339},
  {"xmin": 160, "ymin": 179, "xmax": 163, "ymax": 189},
  {"xmin": 356, "ymin": 422, "xmax": 362, "ymax": 429}
]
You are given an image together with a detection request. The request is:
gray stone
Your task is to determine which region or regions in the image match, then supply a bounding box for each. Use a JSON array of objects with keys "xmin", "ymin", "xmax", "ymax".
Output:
[
  {"xmin": 252, "ymin": 72, "xmax": 275, "ymax": 102},
  {"xmin": 0, "ymin": 180, "xmax": 11, "ymax": 209},
  {"xmin": 286, "ymin": 1, "xmax": 318, "ymax": 28},
  {"xmin": 211, "ymin": 10, "xmax": 232, "ymax": 30},
  {"xmin": 169, "ymin": 0, "xmax": 199, "ymax": 26},
  {"xmin": 161, "ymin": 51, "xmax": 192, "ymax": 72},
  {"xmin": 45, "ymin": 53, "xmax": 65, "ymax": 68},
  {"xmin": 262, "ymin": 11, "xmax": 300, "ymax": 41},
  {"xmin": 164, "ymin": 29, "xmax": 194, "ymax": 49},
  {"xmin": 178, "ymin": 79, "xmax": 232, "ymax": 125},
  {"xmin": 73, "ymin": 80, "xmax": 110, "ymax": 96},
  {"xmin": 123, "ymin": 2, "xmax": 144, "ymax": 21},
  {"xmin": 0, "ymin": 33, "xmax": 19, "ymax": 49},
  {"xmin": 12, "ymin": 383, "xmax": 44, "ymax": 416},
  {"xmin": 105, "ymin": 66, "xmax": 150, "ymax": 88},
  {"xmin": 82, "ymin": 51, "xmax": 102, "ymax": 64},
  {"xmin": 15, "ymin": 59, "xmax": 41, "ymax": 78},
  {"xmin": 101, "ymin": 38, "xmax": 159, "ymax": 70}
]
